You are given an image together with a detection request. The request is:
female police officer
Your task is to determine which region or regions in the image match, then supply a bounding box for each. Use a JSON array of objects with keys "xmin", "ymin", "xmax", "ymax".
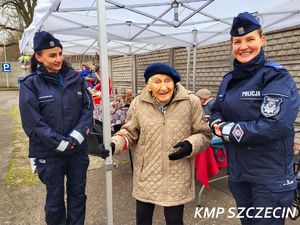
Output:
[
  {"xmin": 19, "ymin": 31, "xmax": 93, "ymax": 225},
  {"xmin": 210, "ymin": 12, "xmax": 300, "ymax": 225}
]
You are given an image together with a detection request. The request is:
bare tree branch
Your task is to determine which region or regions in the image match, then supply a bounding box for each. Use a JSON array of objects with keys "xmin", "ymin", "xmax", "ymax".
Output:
[
  {"xmin": 1, "ymin": 0, "xmax": 37, "ymax": 28},
  {"xmin": 0, "ymin": 24, "xmax": 22, "ymax": 32}
]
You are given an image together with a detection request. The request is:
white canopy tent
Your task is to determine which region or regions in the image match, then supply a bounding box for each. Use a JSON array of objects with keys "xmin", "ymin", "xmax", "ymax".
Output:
[
  {"xmin": 20, "ymin": 0, "xmax": 300, "ymax": 55},
  {"xmin": 19, "ymin": 0, "xmax": 300, "ymax": 91},
  {"xmin": 19, "ymin": 1, "xmax": 300, "ymax": 224}
]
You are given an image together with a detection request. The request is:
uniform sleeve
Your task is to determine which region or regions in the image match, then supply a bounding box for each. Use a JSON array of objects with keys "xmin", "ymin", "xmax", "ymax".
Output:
[
  {"xmin": 185, "ymin": 94, "xmax": 212, "ymax": 156},
  {"xmin": 69, "ymin": 80, "xmax": 94, "ymax": 145},
  {"xmin": 225, "ymin": 70, "xmax": 300, "ymax": 144},
  {"xmin": 210, "ymin": 94, "xmax": 224, "ymax": 126},
  {"xmin": 19, "ymin": 81, "xmax": 69, "ymax": 151},
  {"xmin": 111, "ymin": 98, "xmax": 140, "ymax": 155}
]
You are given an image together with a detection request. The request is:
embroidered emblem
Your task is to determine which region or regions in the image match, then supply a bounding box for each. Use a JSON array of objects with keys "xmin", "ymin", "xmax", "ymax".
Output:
[
  {"xmin": 238, "ymin": 27, "xmax": 245, "ymax": 35},
  {"xmin": 49, "ymin": 41, "xmax": 55, "ymax": 47},
  {"xmin": 77, "ymin": 91, "xmax": 82, "ymax": 96},
  {"xmin": 261, "ymin": 96, "xmax": 282, "ymax": 117},
  {"xmin": 232, "ymin": 124, "xmax": 244, "ymax": 142},
  {"xmin": 241, "ymin": 90, "xmax": 261, "ymax": 97}
]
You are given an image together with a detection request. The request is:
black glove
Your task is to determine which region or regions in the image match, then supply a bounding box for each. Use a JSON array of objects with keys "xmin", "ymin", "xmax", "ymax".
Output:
[
  {"xmin": 168, "ymin": 141, "xmax": 192, "ymax": 160},
  {"xmin": 67, "ymin": 136, "xmax": 78, "ymax": 148},
  {"xmin": 97, "ymin": 142, "xmax": 115, "ymax": 159}
]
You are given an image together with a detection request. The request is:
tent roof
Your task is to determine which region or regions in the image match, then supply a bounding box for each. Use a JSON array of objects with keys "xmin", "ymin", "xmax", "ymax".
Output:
[{"xmin": 20, "ymin": 0, "xmax": 300, "ymax": 55}]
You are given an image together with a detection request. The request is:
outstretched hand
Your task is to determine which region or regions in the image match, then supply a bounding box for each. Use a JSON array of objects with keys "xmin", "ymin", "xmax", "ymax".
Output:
[{"xmin": 168, "ymin": 140, "xmax": 192, "ymax": 160}]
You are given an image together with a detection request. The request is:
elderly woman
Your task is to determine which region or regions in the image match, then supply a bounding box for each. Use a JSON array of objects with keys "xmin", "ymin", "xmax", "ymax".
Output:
[{"xmin": 98, "ymin": 62, "xmax": 211, "ymax": 225}]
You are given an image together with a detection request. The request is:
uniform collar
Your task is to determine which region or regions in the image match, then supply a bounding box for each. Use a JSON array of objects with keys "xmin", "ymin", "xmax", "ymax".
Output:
[{"xmin": 232, "ymin": 48, "xmax": 266, "ymax": 80}]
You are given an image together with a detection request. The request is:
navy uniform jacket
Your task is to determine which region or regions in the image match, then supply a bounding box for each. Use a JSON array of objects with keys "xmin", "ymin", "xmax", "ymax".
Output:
[
  {"xmin": 210, "ymin": 50, "xmax": 300, "ymax": 192},
  {"xmin": 19, "ymin": 64, "xmax": 94, "ymax": 158}
]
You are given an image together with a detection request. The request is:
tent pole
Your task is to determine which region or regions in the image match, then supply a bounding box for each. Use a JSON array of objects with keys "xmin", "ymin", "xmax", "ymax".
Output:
[
  {"xmin": 130, "ymin": 54, "xmax": 137, "ymax": 96},
  {"xmin": 129, "ymin": 46, "xmax": 136, "ymax": 95},
  {"xmin": 192, "ymin": 29, "xmax": 197, "ymax": 92},
  {"xmin": 186, "ymin": 47, "xmax": 190, "ymax": 89},
  {"xmin": 192, "ymin": 46, "xmax": 197, "ymax": 92},
  {"xmin": 96, "ymin": 1, "xmax": 113, "ymax": 225}
]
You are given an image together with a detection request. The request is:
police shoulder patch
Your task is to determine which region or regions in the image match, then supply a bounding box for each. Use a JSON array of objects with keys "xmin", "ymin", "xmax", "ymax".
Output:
[
  {"xmin": 265, "ymin": 60, "xmax": 284, "ymax": 71},
  {"xmin": 261, "ymin": 96, "xmax": 282, "ymax": 117},
  {"xmin": 19, "ymin": 72, "xmax": 36, "ymax": 83}
]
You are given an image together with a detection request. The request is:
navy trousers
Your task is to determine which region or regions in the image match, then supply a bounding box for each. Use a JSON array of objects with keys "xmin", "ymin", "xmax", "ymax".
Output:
[
  {"xmin": 36, "ymin": 151, "xmax": 89, "ymax": 225},
  {"xmin": 229, "ymin": 181, "xmax": 295, "ymax": 225}
]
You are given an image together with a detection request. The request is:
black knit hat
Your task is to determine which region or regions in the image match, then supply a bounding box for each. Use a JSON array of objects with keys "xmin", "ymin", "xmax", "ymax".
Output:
[
  {"xmin": 33, "ymin": 31, "xmax": 63, "ymax": 51},
  {"xmin": 230, "ymin": 12, "xmax": 261, "ymax": 36},
  {"xmin": 144, "ymin": 62, "xmax": 181, "ymax": 83}
]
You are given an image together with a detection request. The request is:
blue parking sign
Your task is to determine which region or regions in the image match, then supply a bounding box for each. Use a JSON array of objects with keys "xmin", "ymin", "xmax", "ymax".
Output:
[{"xmin": 2, "ymin": 63, "xmax": 11, "ymax": 72}]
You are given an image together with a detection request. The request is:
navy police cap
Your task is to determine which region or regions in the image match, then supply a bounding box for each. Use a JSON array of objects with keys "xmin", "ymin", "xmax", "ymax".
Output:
[
  {"xmin": 230, "ymin": 12, "xmax": 261, "ymax": 36},
  {"xmin": 144, "ymin": 62, "xmax": 181, "ymax": 84},
  {"xmin": 33, "ymin": 31, "xmax": 63, "ymax": 51}
]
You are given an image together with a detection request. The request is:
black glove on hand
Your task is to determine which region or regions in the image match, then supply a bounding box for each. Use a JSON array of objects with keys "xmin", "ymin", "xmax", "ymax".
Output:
[
  {"xmin": 67, "ymin": 137, "xmax": 78, "ymax": 149},
  {"xmin": 168, "ymin": 140, "xmax": 192, "ymax": 160},
  {"xmin": 97, "ymin": 142, "xmax": 115, "ymax": 159}
]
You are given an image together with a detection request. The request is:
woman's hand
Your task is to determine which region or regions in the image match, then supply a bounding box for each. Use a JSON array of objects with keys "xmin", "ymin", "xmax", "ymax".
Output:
[{"xmin": 213, "ymin": 123, "xmax": 222, "ymax": 137}]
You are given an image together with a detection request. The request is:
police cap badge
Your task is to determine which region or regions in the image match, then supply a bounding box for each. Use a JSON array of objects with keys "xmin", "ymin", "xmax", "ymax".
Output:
[{"xmin": 230, "ymin": 12, "xmax": 261, "ymax": 36}]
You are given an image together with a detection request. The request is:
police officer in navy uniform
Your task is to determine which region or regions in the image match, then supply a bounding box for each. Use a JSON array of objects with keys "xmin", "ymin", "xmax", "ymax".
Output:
[
  {"xmin": 19, "ymin": 31, "xmax": 93, "ymax": 225},
  {"xmin": 210, "ymin": 12, "xmax": 300, "ymax": 225}
]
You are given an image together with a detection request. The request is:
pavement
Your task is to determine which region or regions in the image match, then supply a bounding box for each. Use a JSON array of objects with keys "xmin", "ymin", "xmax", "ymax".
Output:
[{"xmin": 0, "ymin": 90, "xmax": 298, "ymax": 225}]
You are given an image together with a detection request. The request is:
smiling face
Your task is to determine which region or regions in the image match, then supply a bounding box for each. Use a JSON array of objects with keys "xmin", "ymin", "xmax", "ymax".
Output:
[
  {"xmin": 147, "ymin": 74, "xmax": 175, "ymax": 104},
  {"xmin": 232, "ymin": 29, "xmax": 265, "ymax": 64},
  {"xmin": 35, "ymin": 47, "xmax": 63, "ymax": 73}
]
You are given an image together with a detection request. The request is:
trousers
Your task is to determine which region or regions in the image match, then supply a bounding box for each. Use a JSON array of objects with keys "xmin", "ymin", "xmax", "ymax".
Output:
[
  {"xmin": 36, "ymin": 151, "xmax": 89, "ymax": 225},
  {"xmin": 136, "ymin": 200, "xmax": 184, "ymax": 225},
  {"xmin": 229, "ymin": 181, "xmax": 295, "ymax": 225}
]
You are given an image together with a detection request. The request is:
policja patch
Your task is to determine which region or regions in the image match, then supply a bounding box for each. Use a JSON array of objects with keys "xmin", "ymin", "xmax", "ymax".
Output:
[{"xmin": 261, "ymin": 96, "xmax": 282, "ymax": 117}]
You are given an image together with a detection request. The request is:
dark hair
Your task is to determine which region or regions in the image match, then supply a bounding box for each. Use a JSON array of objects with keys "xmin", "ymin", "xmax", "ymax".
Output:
[
  {"xmin": 82, "ymin": 64, "xmax": 90, "ymax": 70},
  {"xmin": 30, "ymin": 50, "xmax": 43, "ymax": 73}
]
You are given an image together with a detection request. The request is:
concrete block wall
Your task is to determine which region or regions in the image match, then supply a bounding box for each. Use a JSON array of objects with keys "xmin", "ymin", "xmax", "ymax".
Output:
[
  {"xmin": 110, "ymin": 26, "xmax": 300, "ymax": 141},
  {"xmin": 111, "ymin": 56, "xmax": 132, "ymax": 93},
  {"xmin": 111, "ymin": 26, "xmax": 300, "ymax": 95}
]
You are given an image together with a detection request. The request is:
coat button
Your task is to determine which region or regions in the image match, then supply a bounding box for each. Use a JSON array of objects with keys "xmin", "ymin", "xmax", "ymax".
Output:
[{"xmin": 247, "ymin": 147, "xmax": 251, "ymax": 150}]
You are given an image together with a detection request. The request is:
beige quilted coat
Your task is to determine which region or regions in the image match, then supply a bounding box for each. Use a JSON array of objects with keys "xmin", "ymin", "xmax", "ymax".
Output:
[{"xmin": 112, "ymin": 83, "xmax": 211, "ymax": 206}]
